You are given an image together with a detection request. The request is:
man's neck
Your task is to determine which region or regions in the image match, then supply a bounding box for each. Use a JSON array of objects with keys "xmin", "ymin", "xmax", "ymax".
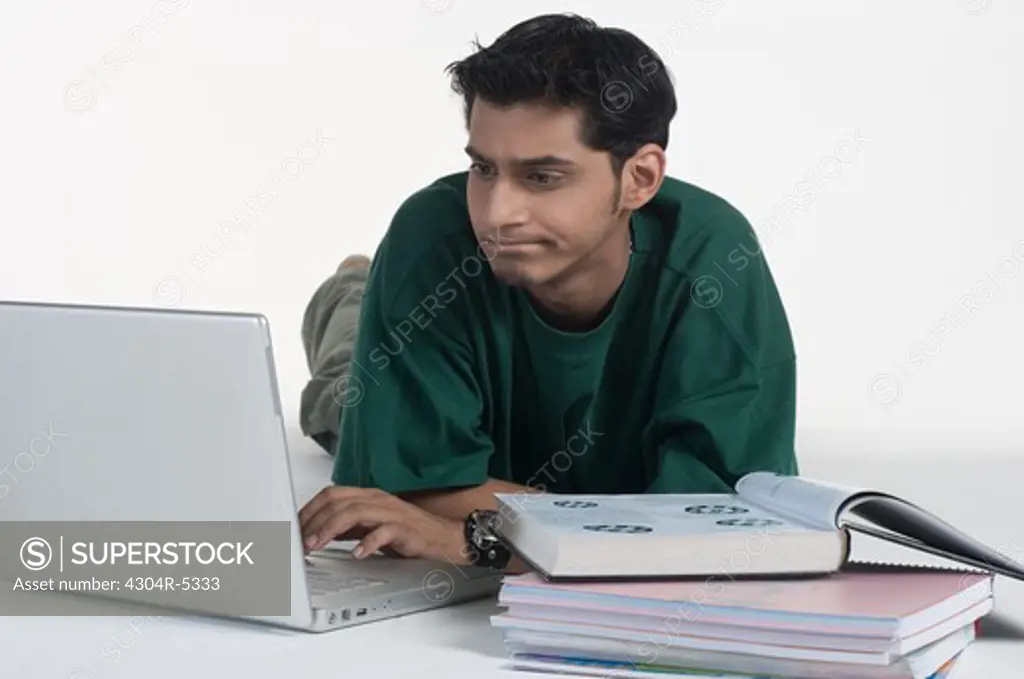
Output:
[{"xmin": 525, "ymin": 224, "xmax": 632, "ymax": 333}]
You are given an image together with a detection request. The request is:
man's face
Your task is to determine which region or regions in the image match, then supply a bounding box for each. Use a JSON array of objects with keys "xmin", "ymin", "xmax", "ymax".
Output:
[{"xmin": 465, "ymin": 100, "xmax": 624, "ymax": 289}]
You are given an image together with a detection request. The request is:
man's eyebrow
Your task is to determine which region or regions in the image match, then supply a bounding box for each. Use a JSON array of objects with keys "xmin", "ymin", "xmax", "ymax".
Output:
[{"xmin": 464, "ymin": 145, "xmax": 576, "ymax": 168}]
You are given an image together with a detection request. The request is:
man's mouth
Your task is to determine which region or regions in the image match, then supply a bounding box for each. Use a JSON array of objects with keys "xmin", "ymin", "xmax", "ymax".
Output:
[{"xmin": 496, "ymin": 241, "xmax": 546, "ymax": 254}]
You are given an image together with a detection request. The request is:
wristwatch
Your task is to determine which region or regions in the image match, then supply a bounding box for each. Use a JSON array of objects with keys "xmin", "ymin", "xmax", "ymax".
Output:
[{"xmin": 464, "ymin": 509, "xmax": 513, "ymax": 571}]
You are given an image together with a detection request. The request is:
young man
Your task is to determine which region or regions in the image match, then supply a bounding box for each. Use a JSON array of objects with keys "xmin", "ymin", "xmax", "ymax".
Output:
[{"xmin": 298, "ymin": 14, "xmax": 798, "ymax": 572}]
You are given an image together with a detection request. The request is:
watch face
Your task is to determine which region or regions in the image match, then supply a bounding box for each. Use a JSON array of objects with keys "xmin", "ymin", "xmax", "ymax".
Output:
[
  {"xmin": 466, "ymin": 510, "xmax": 511, "ymax": 570},
  {"xmin": 467, "ymin": 512, "xmax": 489, "ymax": 541},
  {"xmin": 481, "ymin": 510, "xmax": 502, "ymax": 532},
  {"xmin": 471, "ymin": 523, "xmax": 488, "ymax": 545}
]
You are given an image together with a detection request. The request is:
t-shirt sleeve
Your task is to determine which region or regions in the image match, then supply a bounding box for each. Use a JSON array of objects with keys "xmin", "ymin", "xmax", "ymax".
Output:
[
  {"xmin": 645, "ymin": 207, "xmax": 799, "ymax": 494},
  {"xmin": 330, "ymin": 187, "xmax": 494, "ymax": 493}
]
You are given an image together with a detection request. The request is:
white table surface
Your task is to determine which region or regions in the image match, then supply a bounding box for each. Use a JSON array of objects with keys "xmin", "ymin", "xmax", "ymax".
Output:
[{"xmin": 3, "ymin": 424, "xmax": 1023, "ymax": 678}]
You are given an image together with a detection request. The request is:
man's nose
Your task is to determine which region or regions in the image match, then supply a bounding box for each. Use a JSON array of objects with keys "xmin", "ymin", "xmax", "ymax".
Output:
[{"xmin": 483, "ymin": 179, "xmax": 528, "ymax": 229}]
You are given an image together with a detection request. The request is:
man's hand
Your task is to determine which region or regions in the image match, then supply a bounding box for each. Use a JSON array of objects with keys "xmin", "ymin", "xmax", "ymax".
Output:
[{"xmin": 298, "ymin": 486, "xmax": 469, "ymax": 564}]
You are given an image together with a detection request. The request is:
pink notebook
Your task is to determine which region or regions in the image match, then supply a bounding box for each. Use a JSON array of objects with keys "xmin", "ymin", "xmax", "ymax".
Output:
[{"xmin": 500, "ymin": 567, "xmax": 993, "ymax": 635}]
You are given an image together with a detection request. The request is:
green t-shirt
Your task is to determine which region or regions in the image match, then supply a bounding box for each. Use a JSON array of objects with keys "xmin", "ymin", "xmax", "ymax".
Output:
[{"xmin": 331, "ymin": 171, "xmax": 798, "ymax": 494}]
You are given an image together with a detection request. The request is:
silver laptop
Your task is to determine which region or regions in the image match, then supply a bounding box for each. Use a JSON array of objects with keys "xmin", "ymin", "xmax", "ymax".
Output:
[{"xmin": 0, "ymin": 300, "xmax": 501, "ymax": 631}]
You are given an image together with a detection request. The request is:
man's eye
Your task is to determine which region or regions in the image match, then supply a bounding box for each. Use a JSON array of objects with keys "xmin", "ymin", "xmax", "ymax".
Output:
[
  {"xmin": 470, "ymin": 162, "xmax": 494, "ymax": 176},
  {"xmin": 528, "ymin": 172, "xmax": 559, "ymax": 185}
]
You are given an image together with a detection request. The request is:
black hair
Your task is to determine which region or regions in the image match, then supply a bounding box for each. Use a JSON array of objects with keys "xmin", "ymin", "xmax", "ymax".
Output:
[{"xmin": 445, "ymin": 13, "xmax": 677, "ymax": 177}]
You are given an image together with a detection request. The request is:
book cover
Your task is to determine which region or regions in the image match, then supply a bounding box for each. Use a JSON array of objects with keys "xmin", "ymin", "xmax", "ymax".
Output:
[{"xmin": 501, "ymin": 569, "xmax": 993, "ymax": 622}]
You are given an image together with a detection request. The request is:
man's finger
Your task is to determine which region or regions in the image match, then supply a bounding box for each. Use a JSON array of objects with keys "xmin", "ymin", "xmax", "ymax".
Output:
[
  {"xmin": 311, "ymin": 506, "xmax": 392, "ymax": 552},
  {"xmin": 311, "ymin": 504, "xmax": 396, "ymax": 552},
  {"xmin": 299, "ymin": 486, "xmax": 382, "ymax": 530},
  {"xmin": 354, "ymin": 523, "xmax": 403, "ymax": 559},
  {"xmin": 305, "ymin": 506, "xmax": 369, "ymax": 552},
  {"xmin": 303, "ymin": 499, "xmax": 378, "ymax": 548},
  {"xmin": 298, "ymin": 486, "xmax": 342, "ymax": 528}
]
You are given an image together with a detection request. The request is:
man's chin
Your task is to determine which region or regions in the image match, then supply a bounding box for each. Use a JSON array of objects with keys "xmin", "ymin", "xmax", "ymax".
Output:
[{"xmin": 490, "ymin": 263, "xmax": 539, "ymax": 289}]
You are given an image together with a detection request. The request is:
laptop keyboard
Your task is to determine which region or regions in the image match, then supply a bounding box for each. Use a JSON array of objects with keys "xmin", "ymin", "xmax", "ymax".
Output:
[{"xmin": 304, "ymin": 563, "xmax": 388, "ymax": 597}]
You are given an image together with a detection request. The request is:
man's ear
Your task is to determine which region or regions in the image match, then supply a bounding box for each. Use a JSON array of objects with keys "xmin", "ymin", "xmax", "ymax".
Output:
[{"xmin": 619, "ymin": 143, "xmax": 667, "ymax": 211}]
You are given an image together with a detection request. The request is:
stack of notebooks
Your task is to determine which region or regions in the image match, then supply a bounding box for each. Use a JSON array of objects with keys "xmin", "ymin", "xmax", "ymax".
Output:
[
  {"xmin": 490, "ymin": 472, "xmax": 1024, "ymax": 678},
  {"xmin": 492, "ymin": 568, "xmax": 986, "ymax": 678}
]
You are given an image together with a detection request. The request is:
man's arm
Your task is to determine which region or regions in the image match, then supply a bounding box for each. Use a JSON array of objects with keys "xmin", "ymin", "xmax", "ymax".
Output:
[
  {"xmin": 399, "ymin": 478, "xmax": 538, "ymax": 520},
  {"xmin": 644, "ymin": 211, "xmax": 799, "ymax": 494},
  {"xmin": 330, "ymin": 185, "xmax": 498, "ymax": 496},
  {"xmin": 299, "ymin": 183, "xmax": 545, "ymax": 570},
  {"xmin": 399, "ymin": 479, "xmax": 541, "ymax": 574},
  {"xmin": 646, "ymin": 356, "xmax": 798, "ymax": 493}
]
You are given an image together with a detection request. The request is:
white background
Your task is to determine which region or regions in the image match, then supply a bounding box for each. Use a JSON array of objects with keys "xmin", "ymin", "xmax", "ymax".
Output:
[{"xmin": 2, "ymin": 0, "xmax": 1022, "ymax": 459}]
